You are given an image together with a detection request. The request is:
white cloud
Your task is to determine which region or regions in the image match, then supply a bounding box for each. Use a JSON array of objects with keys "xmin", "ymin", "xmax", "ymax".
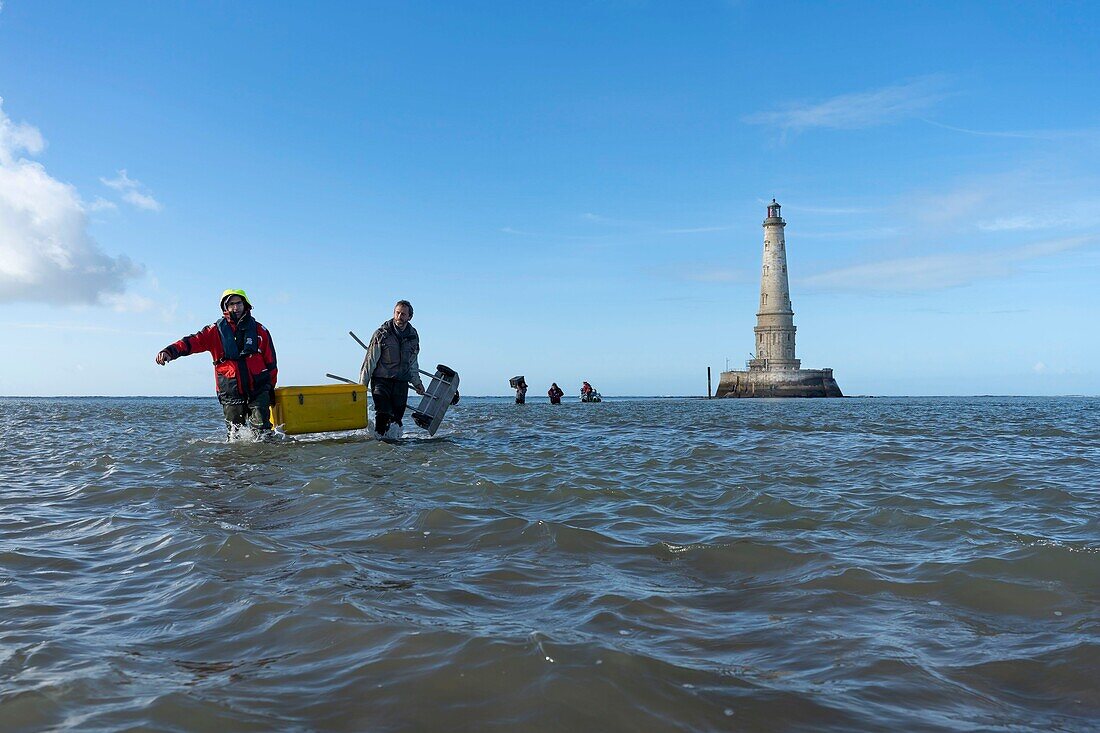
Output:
[
  {"xmin": 744, "ymin": 77, "xmax": 949, "ymax": 134},
  {"xmin": 975, "ymin": 216, "xmax": 1063, "ymax": 232},
  {"xmin": 581, "ymin": 212, "xmax": 642, "ymax": 227},
  {"xmin": 101, "ymin": 169, "xmax": 162, "ymax": 211},
  {"xmin": 85, "ymin": 197, "xmax": 118, "ymax": 213},
  {"xmin": 0, "ymin": 105, "xmax": 44, "ymax": 161},
  {"xmin": 902, "ymin": 168, "xmax": 1100, "ymax": 234},
  {"xmin": 123, "ymin": 190, "xmax": 161, "ymax": 211},
  {"xmin": 101, "ymin": 292, "xmax": 156, "ymax": 313},
  {"xmin": 800, "ymin": 236, "xmax": 1092, "ymax": 293},
  {"xmin": 0, "ymin": 97, "xmax": 144, "ymax": 305}
]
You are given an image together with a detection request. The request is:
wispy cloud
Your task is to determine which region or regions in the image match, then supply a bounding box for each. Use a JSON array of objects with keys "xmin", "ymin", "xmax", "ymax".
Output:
[
  {"xmin": 101, "ymin": 169, "xmax": 162, "ymax": 211},
  {"xmin": 1031, "ymin": 361, "xmax": 1085, "ymax": 376},
  {"xmin": 100, "ymin": 292, "xmax": 157, "ymax": 313},
  {"xmin": 902, "ymin": 168, "xmax": 1100, "ymax": 233},
  {"xmin": 921, "ymin": 118, "xmax": 1100, "ymax": 141},
  {"xmin": 976, "ymin": 216, "xmax": 1070, "ymax": 232},
  {"xmin": 0, "ymin": 97, "xmax": 144, "ymax": 305},
  {"xmin": 0, "ymin": 102, "xmax": 44, "ymax": 161},
  {"xmin": 744, "ymin": 76, "xmax": 949, "ymax": 135},
  {"xmin": 581, "ymin": 212, "xmax": 647, "ymax": 228},
  {"xmin": 84, "ymin": 197, "xmax": 118, "ymax": 213},
  {"xmin": 800, "ymin": 236, "xmax": 1092, "ymax": 293},
  {"xmin": 500, "ymin": 226, "xmax": 537, "ymax": 236}
]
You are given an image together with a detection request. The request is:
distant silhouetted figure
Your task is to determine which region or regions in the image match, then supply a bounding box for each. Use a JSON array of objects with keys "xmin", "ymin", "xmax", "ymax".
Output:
[
  {"xmin": 515, "ymin": 377, "xmax": 528, "ymax": 404},
  {"xmin": 548, "ymin": 383, "xmax": 564, "ymax": 404}
]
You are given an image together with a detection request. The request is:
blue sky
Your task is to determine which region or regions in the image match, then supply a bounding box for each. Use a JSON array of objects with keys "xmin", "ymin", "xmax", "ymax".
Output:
[{"xmin": 1, "ymin": 1, "xmax": 1097, "ymax": 396}]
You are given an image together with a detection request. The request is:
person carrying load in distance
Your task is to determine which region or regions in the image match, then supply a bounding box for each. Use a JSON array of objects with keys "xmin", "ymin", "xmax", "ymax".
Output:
[
  {"xmin": 155, "ymin": 289, "xmax": 278, "ymax": 439},
  {"xmin": 510, "ymin": 375, "xmax": 528, "ymax": 404}
]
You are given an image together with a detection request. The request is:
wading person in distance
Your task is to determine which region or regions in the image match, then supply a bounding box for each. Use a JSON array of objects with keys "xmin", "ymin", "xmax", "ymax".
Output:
[
  {"xmin": 515, "ymin": 377, "xmax": 528, "ymax": 404},
  {"xmin": 155, "ymin": 289, "xmax": 278, "ymax": 438},
  {"xmin": 548, "ymin": 382, "xmax": 564, "ymax": 404},
  {"xmin": 359, "ymin": 299, "xmax": 426, "ymax": 439}
]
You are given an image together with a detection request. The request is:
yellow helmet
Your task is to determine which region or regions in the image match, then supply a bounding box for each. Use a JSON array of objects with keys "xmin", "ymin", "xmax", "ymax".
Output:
[{"xmin": 220, "ymin": 288, "xmax": 251, "ymax": 310}]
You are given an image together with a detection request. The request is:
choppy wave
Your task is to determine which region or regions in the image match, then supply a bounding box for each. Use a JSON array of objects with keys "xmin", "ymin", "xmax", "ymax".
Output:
[{"xmin": 1, "ymin": 396, "xmax": 1098, "ymax": 731}]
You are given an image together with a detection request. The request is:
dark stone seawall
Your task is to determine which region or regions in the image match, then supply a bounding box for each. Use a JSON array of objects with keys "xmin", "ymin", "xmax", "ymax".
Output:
[{"xmin": 715, "ymin": 369, "xmax": 843, "ymax": 398}]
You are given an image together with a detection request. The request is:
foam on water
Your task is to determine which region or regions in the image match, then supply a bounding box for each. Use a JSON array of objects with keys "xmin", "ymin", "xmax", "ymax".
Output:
[{"xmin": 1, "ymin": 396, "xmax": 1098, "ymax": 732}]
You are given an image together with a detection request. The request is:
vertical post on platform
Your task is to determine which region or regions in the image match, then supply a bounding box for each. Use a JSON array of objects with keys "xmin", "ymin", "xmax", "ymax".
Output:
[{"xmin": 707, "ymin": 367, "xmax": 712, "ymax": 399}]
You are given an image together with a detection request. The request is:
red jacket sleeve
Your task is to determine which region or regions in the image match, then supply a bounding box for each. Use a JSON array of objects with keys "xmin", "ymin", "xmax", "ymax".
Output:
[{"xmin": 162, "ymin": 325, "xmax": 222, "ymax": 361}]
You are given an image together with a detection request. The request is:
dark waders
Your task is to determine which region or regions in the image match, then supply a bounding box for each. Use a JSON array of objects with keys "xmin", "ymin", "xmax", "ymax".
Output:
[
  {"xmin": 371, "ymin": 377, "xmax": 409, "ymax": 436},
  {"xmin": 222, "ymin": 391, "xmax": 272, "ymax": 437}
]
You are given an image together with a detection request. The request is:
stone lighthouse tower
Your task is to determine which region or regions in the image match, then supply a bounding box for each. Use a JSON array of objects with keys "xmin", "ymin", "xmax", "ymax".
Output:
[
  {"xmin": 749, "ymin": 199, "xmax": 800, "ymax": 371},
  {"xmin": 714, "ymin": 199, "xmax": 842, "ymax": 398}
]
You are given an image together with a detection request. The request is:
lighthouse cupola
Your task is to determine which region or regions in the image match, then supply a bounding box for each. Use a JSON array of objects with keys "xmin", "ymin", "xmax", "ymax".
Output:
[{"xmin": 765, "ymin": 198, "xmax": 784, "ymax": 223}]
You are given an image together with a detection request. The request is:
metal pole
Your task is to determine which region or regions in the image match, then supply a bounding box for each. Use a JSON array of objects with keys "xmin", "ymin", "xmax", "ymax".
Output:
[
  {"xmin": 349, "ymin": 330, "xmax": 369, "ymax": 350},
  {"xmin": 707, "ymin": 367, "xmax": 712, "ymax": 398}
]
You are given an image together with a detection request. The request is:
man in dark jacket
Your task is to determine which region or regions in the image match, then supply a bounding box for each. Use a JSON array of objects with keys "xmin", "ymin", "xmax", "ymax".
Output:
[
  {"xmin": 548, "ymin": 383, "xmax": 564, "ymax": 404},
  {"xmin": 156, "ymin": 289, "xmax": 278, "ymax": 436},
  {"xmin": 359, "ymin": 300, "xmax": 426, "ymax": 439}
]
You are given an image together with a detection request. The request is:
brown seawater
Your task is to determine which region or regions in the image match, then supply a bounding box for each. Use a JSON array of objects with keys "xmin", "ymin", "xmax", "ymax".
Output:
[{"xmin": 1, "ymin": 396, "xmax": 1097, "ymax": 731}]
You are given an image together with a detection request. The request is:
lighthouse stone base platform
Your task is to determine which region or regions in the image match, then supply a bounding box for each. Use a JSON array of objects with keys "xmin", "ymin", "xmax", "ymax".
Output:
[{"xmin": 715, "ymin": 368, "xmax": 843, "ymax": 398}]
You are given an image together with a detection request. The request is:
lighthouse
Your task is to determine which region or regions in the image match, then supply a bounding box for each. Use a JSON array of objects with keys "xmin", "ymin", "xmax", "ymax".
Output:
[
  {"xmin": 750, "ymin": 199, "xmax": 800, "ymax": 371},
  {"xmin": 714, "ymin": 199, "xmax": 842, "ymax": 398}
]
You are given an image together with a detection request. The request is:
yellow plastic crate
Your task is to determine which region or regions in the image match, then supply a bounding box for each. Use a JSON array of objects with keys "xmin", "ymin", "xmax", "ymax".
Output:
[{"xmin": 270, "ymin": 383, "xmax": 369, "ymax": 435}]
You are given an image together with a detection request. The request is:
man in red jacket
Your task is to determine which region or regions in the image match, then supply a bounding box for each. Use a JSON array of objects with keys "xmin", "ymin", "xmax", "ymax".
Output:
[{"xmin": 155, "ymin": 289, "xmax": 278, "ymax": 436}]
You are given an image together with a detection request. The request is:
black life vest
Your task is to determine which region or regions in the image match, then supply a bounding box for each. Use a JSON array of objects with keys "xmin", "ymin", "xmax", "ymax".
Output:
[
  {"xmin": 217, "ymin": 316, "xmax": 259, "ymax": 358},
  {"xmin": 215, "ymin": 316, "xmax": 265, "ymax": 401}
]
